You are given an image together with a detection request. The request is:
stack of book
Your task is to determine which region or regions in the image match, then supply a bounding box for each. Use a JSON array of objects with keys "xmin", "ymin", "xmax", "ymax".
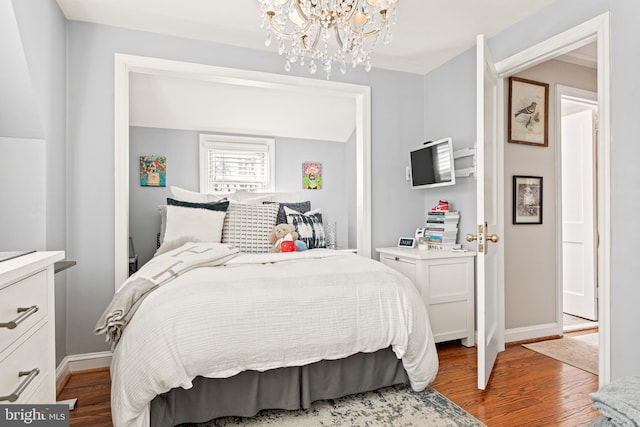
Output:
[{"xmin": 424, "ymin": 210, "xmax": 460, "ymax": 250}]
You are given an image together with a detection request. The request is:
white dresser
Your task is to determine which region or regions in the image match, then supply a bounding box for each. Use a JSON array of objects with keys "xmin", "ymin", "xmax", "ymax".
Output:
[
  {"xmin": 377, "ymin": 247, "xmax": 475, "ymax": 347},
  {"xmin": 0, "ymin": 251, "xmax": 64, "ymax": 404}
]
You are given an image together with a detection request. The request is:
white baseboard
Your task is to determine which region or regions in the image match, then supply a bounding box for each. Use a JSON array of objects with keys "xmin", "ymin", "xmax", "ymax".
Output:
[
  {"xmin": 505, "ymin": 322, "xmax": 561, "ymax": 343},
  {"xmin": 56, "ymin": 351, "xmax": 113, "ymax": 388}
]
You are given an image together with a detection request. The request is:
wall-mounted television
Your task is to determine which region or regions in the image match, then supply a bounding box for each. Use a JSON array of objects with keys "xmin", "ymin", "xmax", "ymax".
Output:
[{"xmin": 409, "ymin": 137, "xmax": 456, "ymax": 189}]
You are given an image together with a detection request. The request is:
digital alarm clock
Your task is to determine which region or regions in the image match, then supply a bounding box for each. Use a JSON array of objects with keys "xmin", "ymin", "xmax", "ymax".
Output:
[{"xmin": 397, "ymin": 237, "xmax": 417, "ymax": 248}]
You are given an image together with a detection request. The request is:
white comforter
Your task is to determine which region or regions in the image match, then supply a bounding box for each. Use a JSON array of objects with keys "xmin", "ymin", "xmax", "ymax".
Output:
[{"xmin": 110, "ymin": 246, "xmax": 439, "ymax": 427}]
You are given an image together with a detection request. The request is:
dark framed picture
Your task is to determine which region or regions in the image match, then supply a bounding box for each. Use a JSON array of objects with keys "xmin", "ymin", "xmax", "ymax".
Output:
[
  {"xmin": 513, "ymin": 175, "xmax": 543, "ymax": 224},
  {"xmin": 508, "ymin": 77, "xmax": 549, "ymax": 147}
]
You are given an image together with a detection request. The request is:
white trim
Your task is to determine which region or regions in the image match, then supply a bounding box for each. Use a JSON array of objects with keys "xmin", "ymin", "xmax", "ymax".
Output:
[
  {"xmin": 505, "ymin": 323, "xmax": 561, "ymax": 343},
  {"xmin": 564, "ymin": 321, "xmax": 599, "ymax": 333},
  {"xmin": 554, "ymin": 85, "xmax": 598, "ymax": 333},
  {"xmin": 495, "ymin": 12, "xmax": 611, "ymax": 385},
  {"xmin": 56, "ymin": 351, "xmax": 113, "ymax": 388},
  {"xmin": 115, "ymin": 54, "xmax": 373, "ymax": 290}
]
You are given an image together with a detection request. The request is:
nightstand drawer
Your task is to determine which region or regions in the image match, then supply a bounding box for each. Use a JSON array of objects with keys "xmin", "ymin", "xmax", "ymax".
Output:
[
  {"xmin": 380, "ymin": 255, "xmax": 416, "ymax": 283},
  {"xmin": 0, "ymin": 270, "xmax": 47, "ymax": 354},
  {"xmin": 0, "ymin": 323, "xmax": 50, "ymax": 404}
]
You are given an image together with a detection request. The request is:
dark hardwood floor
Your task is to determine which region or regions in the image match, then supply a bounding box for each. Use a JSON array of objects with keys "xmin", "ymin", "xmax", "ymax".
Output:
[{"xmin": 57, "ymin": 330, "xmax": 599, "ymax": 426}]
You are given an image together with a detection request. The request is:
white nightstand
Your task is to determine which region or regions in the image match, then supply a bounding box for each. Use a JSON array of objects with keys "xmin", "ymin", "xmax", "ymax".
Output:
[{"xmin": 376, "ymin": 247, "xmax": 476, "ymax": 347}]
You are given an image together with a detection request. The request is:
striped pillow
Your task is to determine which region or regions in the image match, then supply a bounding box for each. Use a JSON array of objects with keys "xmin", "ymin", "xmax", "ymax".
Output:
[
  {"xmin": 222, "ymin": 202, "xmax": 279, "ymax": 253},
  {"xmin": 284, "ymin": 207, "xmax": 326, "ymax": 249},
  {"xmin": 263, "ymin": 200, "xmax": 311, "ymax": 224}
]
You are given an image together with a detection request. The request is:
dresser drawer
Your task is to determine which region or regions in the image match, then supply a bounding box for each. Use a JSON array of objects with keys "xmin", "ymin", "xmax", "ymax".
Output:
[
  {"xmin": 20, "ymin": 372, "xmax": 53, "ymax": 404},
  {"xmin": 0, "ymin": 323, "xmax": 51, "ymax": 404},
  {"xmin": 0, "ymin": 270, "xmax": 48, "ymax": 354}
]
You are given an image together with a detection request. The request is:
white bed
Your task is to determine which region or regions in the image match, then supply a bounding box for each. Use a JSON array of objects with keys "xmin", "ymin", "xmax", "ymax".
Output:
[{"xmin": 102, "ymin": 244, "xmax": 438, "ymax": 427}]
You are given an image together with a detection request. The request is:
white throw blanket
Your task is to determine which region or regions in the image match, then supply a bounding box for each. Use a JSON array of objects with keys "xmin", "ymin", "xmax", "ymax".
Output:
[
  {"xmin": 590, "ymin": 376, "xmax": 640, "ymax": 426},
  {"xmin": 94, "ymin": 243, "xmax": 239, "ymax": 345},
  {"xmin": 109, "ymin": 246, "xmax": 439, "ymax": 427}
]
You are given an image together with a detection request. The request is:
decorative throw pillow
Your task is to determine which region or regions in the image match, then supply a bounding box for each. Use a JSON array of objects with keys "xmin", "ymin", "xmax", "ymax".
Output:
[
  {"xmin": 158, "ymin": 205, "xmax": 167, "ymax": 244},
  {"xmin": 264, "ymin": 200, "xmax": 311, "ymax": 225},
  {"xmin": 170, "ymin": 185, "xmax": 227, "ymax": 203},
  {"xmin": 284, "ymin": 206, "xmax": 326, "ymax": 249},
  {"xmin": 166, "ymin": 198, "xmax": 229, "ymax": 211},
  {"xmin": 158, "ymin": 201, "xmax": 229, "ymax": 256},
  {"xmin": 158, "ymin": 199, "xmax": 229, "ymax": 246},
  {"xmin": 232, "ymin": 190, "xmax": 306, "ymax": 203},
  {"xmin": 222, "ymin": 201, "xmax": 279, "ymax": 253}
]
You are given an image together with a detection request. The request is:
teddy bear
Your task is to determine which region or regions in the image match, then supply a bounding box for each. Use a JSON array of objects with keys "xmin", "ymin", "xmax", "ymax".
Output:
[{"xmin": 269, "ymin": 223, "xmax": 300, "ymax": 253}]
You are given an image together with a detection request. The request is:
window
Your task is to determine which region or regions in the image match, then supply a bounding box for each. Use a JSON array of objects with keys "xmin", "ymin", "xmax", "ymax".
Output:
[{"xmin": 199, "ymin": 134, "xmax": 275, "ymax": 194}]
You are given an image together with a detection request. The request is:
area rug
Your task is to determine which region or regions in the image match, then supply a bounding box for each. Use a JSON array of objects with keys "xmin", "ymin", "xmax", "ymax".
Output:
[
  {"xmin": 523, "ymin": 333, "xmax": 598, "ymax": 375},
  {"xmin": 183, "ymin": 384, "xmax": 485, "ymax": 426}
]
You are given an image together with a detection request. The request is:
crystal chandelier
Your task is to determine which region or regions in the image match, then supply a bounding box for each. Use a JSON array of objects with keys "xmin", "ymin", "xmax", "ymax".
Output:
[{"xmin": 258, "ymin": 0, "xmax": 399, "ymax": 77}]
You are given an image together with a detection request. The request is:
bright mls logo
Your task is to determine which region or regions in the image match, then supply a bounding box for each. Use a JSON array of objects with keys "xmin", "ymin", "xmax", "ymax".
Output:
[{"xmin": 1, "ymin": 405, "xmax": 68, "ymax": 426}]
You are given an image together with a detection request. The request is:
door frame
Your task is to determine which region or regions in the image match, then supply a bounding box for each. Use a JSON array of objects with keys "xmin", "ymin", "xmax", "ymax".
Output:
[
  {"xmin": 493, "ymin": 12, "xmax": 611, "ymax": 385},
  {"xmin": 556, "ymin": 85, "xmax": 598, "ymax": 325}
]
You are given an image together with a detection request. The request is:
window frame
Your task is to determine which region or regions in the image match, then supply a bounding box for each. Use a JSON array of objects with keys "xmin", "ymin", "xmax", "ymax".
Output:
[{"xmin": 199, "ymin": 134, "xmax": 275, "ymax": 194}]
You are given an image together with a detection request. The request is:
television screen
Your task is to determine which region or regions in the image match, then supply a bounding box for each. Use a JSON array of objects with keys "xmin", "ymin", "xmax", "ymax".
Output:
[{"xmin": 409, "ymin": 137, "xmax": 455, "ymax": 189}]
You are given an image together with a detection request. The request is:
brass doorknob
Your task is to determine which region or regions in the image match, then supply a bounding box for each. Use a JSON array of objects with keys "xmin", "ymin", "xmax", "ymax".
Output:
[
  {"xmin": 466, "ymin": 234, "xmax": 477, "ymax": 242},
  {"xmin": 487, "ymin": 234, "xmax": 500, "ymax": 243}
]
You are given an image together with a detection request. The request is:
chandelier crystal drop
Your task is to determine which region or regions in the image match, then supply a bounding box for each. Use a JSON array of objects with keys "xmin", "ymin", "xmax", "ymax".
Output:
[{"xmin": 258, "ymin": 0, "xmax": 399, "ymax": 78}]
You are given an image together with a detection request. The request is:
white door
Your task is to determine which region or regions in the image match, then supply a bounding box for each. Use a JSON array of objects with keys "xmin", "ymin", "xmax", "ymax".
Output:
[
  {"xmin": 474, "ymin": 35, "xmax": 505, "ymax": 390},
  {"xmin": 561, "ymin": 98, "xmax": 597, "ymax": 321}
]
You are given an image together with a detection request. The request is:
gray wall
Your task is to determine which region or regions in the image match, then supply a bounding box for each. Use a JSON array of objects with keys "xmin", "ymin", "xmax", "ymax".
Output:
[
  {"xmin": 425, "ymin": 0, "xmax": 640, "ymax": 379},
  {"xmin": 129, "ymin": 127, "xmax": 352, "ymax": 267},
  {"xmin": 0, "ymin": 137, "xmax": 46, "ymax": 250},
  {"xmin": 423, "ymin": 50, "xmax": 478, "ymax": 249},
  {"xmin": 66, "ymin": 21, "xmax": 425, "ymax": 355},
  {"xmin": 5, "ymin": 0, "xmax": 67, "ymax": 365},
  {"xmin": 275, "ymin": 136, "xmax": 350, "ymax": 250}
]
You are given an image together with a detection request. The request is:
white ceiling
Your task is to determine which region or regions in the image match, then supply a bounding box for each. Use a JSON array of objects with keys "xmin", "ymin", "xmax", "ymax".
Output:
[{"xmin": 56, "ymin": 0, "xmax": 559, "ymax": 75}]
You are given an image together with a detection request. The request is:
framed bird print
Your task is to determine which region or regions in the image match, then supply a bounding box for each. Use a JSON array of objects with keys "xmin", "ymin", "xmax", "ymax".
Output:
[{"xmin": 508, "ymin": 77, "xmax": 549, "ymax": 147}]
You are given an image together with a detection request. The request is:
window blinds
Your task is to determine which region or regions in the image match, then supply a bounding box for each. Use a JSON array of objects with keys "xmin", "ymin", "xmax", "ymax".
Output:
[{"xmin": 204, "ymin": 142, "xmax": 270, "ymax": 193}]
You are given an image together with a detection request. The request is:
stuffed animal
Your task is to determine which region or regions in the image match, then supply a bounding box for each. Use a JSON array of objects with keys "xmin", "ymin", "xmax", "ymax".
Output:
[{"xmin": 269, "ymin": 223, "xmax": 299, "ymax": 253}]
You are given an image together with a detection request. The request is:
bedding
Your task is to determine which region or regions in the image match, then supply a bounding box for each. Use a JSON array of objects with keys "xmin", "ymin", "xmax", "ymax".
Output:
[
  {"xmin": 95, "ymin": 243, "xmax": 239, "ymax": 345},
  {"xmin": 221, "ymin": 201, "xmax": 279, "ymax": 253},
  {"xmin": 104, "ymin": 243, "xmax": 438, "ymax": 427},
  {"xmin": 156, "ymin": 200, "xmax": 229, "ymax": 255},
  {"xmin": 169, "ymin": 185, "xmax": 227, "ymax": 203},
  {"xmin": 284, "ymin": 206, "xmax": 326, "ymax": 249},
  {"xmin": 263, "ymin": 200, "xmax": 311, "ymax": 224},
  {"xmin": 233, "ymin": 189, "xmax": 306, "ymax": 203}
]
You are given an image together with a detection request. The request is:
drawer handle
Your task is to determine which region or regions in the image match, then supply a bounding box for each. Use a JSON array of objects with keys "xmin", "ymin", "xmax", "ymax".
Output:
[
  {"xmin": 0, "ymin": 368, "xmax": 40, "ymax": 402},
  {"xmin": 0, "ymin": 305, "xmax": 39, "ymax": 329}
]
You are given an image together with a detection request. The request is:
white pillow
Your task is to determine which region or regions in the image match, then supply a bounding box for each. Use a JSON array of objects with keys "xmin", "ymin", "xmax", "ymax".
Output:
[
  {"xmin": 159, "ymin": 205, "xmax": 226, "ymax": 255},
  {"xmin": 231, "ymin": 190, "xmax": 306, "ymax": 203},
  {"xmin": 170, "ymin": 186, "xmax": 227, "ymax": 203}
]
